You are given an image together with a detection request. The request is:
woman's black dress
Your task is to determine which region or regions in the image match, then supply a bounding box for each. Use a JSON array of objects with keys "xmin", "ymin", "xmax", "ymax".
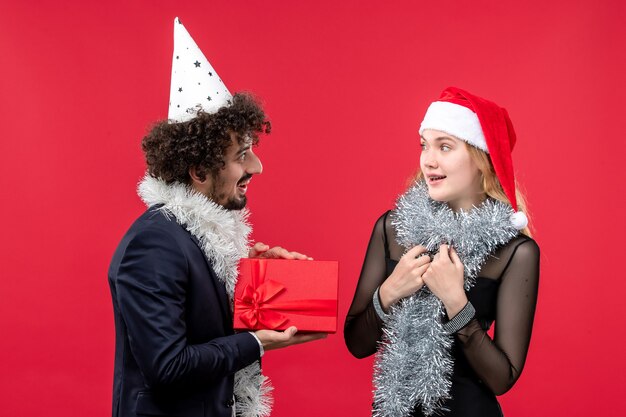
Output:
[{"xmin": 344, "ymin": 211, "xmax": 540, "ymax": 417}]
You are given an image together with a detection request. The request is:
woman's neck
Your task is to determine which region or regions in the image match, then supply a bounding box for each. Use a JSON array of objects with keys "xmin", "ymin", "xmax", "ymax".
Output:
[{"xmin": 447, "ymin": 193, "xmax": 487, "ymax": 212}]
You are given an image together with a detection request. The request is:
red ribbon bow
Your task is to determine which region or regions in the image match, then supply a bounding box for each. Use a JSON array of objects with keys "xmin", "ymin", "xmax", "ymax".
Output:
[{"xmin": 235, "ymin": 259, "xmax": 336, "ymax": 330}]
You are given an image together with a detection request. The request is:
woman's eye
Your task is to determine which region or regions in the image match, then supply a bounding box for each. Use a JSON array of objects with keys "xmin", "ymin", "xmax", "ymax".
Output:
[
  {"xmin": 420, "ymin": 143, "xmax": 426, "ymax": 150},
  {"xmin": 441, "ymin": 145, "xmax": 451, "ymax": 152}
]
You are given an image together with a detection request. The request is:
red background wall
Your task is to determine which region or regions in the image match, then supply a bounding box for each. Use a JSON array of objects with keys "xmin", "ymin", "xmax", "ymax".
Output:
[{"xmin": 1, "ymin": 1, "xmax": 625, "ymax": 416}]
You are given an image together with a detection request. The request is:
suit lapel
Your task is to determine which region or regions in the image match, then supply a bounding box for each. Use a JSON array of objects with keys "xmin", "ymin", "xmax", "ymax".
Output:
[{"xmin": 188, "ymin": 233, "xmax": 233, "ymax": 327}]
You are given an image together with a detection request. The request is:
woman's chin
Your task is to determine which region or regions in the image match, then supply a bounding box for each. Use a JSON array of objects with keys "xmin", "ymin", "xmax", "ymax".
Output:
[{"xmin": 427, "ymin": 190, "xmax": 448, "ymax": 203}]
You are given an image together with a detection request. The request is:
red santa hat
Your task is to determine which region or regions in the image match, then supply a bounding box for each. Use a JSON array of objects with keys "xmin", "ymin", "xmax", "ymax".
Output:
[{"xmin": 419, "ymin": 87, "xmax": 528, "ymax": 230}]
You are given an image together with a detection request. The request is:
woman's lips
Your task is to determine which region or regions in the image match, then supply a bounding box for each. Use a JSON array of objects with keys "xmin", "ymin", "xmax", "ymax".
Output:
[{"xmin": 427, "ymin": 175, "xmax": 446, "ymax": 185}]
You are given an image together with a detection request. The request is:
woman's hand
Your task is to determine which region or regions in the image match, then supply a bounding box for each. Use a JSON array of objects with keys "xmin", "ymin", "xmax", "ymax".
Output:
[
  {"xmin": 379, "ymin": 245, "xmax": 431, "ymax": 311},
  {"xmin": 422, "ymin": 244, "xmax": 468, "ymax": 318},
  {"xmin": 248, "ymin": 242, "xmax": 312, "ymax": 260}
]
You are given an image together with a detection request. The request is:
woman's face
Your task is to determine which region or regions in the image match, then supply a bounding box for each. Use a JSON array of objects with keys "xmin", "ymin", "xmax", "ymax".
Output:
[{"xmin": 420, "ymin": 129, "xmax": 485, "ymax": 211}]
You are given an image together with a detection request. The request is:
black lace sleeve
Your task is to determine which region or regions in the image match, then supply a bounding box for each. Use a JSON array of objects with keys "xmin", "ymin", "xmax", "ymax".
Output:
[
  {"xmin": 456, "ymin": 238, "xmax": 540, "ymax": 395},
  {"xmin": 344, "ymin": 213, "xmax": 390, "ymax": 359}
]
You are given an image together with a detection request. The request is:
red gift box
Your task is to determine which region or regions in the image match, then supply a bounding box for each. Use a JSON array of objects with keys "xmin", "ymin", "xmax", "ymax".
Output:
[{"xmin": 233, "ymin": 258, "xmax": 339, "ymax": 333}]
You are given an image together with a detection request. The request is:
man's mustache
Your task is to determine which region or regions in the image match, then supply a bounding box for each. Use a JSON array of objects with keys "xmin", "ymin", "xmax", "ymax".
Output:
[{"xmin": 237, "ymin": 174, "xmax": 253, "ymax": 185}]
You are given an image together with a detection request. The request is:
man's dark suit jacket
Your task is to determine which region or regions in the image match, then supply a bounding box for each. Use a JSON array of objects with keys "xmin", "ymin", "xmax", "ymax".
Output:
[{"xmin": 108, "ymin": 207, "xmax": 260, "ymax": 417}]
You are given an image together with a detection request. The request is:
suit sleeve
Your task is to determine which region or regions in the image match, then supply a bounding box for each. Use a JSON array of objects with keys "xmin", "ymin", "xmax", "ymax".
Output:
[{"xmin": 114, "ymin": 227, "xmax": 260, "ymax": 388}]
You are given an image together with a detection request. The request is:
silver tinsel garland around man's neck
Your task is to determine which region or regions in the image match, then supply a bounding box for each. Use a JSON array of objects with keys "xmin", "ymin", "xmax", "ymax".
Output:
[
  {"xmin": 372, "ymin": 181, "xmax": 519, "ymax": 417},
  {"xmin": 137, "ymin": 175, "xmax": 273, "ymax": 417}
]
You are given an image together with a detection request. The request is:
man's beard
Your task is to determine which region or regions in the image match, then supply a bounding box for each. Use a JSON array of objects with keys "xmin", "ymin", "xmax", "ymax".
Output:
[
  {"xmin": 210, "ymin": 173, "xmax": 251, "ymax": 211},
  {"xmin": 221, "ymin": 195, "xmax": 247, "ymax": 210}
]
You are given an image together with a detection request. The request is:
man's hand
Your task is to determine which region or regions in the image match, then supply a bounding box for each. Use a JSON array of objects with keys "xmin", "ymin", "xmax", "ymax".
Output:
[
  {"xmin": 248, "ymin": 242, "xmax": 312, "ymax": 260},
  {"xmin": 255, "ymin": 326, "xmax": 327, "ymax": 351}
]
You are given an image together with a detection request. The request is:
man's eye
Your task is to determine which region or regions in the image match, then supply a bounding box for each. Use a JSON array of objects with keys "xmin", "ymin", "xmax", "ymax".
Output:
[
  {"xmin": 239, "ymin": 152, "xmax": 247, "ymax": 161},
  {"xmin": 420, "ymin": 143, "xmax": 426, "ymax": 150}
]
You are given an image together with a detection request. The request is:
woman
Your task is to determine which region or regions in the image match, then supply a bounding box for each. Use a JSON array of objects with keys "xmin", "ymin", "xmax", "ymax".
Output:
[{"xmin": 344, "ymin": 87, "xmax": 540, "ymax": 417}]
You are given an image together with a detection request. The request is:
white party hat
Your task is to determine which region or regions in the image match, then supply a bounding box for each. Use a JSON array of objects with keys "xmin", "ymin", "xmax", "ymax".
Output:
[{"xmin": 168, "ymin": 17, "xmax": 232, "ymax": 122}]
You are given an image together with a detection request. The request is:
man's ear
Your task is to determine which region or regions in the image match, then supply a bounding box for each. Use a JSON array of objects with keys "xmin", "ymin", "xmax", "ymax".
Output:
[{"xmin": 188, "ymin": 166, "xmax": 210, "ymax": 185}]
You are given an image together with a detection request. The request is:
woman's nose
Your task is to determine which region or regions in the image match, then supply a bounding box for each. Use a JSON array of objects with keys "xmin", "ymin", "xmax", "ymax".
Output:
[{"xmin": 423, "ymin": 153, "xmax": 438, "ymax": 168}]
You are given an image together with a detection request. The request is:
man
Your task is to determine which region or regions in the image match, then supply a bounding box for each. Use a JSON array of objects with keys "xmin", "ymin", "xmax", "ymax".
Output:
[{"xmin": 108, "ymin": 19, "xmax": 323, "ymax": 417}]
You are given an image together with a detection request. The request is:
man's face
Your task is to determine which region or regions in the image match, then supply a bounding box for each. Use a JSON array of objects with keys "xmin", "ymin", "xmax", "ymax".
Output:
[{"xmin": 198, "ymin": 133, "xmax": 263, "ymax": 210}]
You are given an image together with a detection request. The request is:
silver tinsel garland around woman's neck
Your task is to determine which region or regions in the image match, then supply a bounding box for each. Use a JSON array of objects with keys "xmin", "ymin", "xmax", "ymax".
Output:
[{"xmin": 372, "ymin": 180, "xmax": 519, "ymax": 417}]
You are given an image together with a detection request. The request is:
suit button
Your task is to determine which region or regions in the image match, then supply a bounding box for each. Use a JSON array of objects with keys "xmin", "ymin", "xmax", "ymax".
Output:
[{"xmin": 225, "ymin": 398, "xmax": 234, "ymax": 407}]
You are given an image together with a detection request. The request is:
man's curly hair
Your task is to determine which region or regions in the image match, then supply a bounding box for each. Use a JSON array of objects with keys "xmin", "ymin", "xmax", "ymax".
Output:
[{"xmin": 142, "ymin": 92, "xmax": 271, "ymax": 184}]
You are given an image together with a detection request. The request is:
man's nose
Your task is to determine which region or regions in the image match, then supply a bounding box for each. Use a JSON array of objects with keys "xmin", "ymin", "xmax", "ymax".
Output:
[{"xmin": 247, "ymin": 152, "xmax": 263, "ymax": 175}]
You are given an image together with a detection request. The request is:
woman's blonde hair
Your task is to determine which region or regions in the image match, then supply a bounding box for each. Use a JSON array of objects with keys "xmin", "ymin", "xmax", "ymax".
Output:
[{"xmin": 412, "ymin": 142, "xmax": 532, "ymax": 236}]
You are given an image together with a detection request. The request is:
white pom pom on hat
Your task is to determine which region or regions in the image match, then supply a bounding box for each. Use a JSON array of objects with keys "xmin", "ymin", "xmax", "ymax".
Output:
[{"xmin": 509, "ymin": 211, "xmax": 528, "ymax": 230}]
